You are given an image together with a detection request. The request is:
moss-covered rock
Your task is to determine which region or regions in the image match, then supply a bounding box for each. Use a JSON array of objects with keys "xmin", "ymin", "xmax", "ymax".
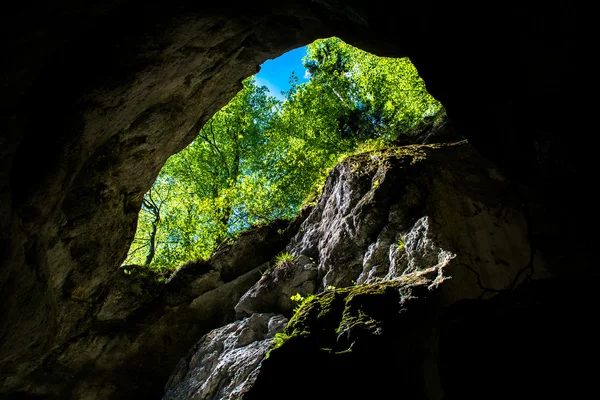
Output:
[
  {"xmin": 96, "ymin": 265, "xmax": 166, "ymax": 323},
  {"xmin": 246, "ymin": 268, "xmax": 443, "ymax": 400}
]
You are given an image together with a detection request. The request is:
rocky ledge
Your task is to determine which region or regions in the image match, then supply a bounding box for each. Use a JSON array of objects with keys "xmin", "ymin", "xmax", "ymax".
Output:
[{"xmin": 162, "ymin": 139, "xmax": 562, "ymax": 400}]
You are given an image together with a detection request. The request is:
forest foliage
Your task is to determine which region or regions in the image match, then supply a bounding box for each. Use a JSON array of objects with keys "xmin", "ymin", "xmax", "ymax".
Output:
[{"xmin": 123, "ymin": 37, "xmax": 442, "ymax": 271}]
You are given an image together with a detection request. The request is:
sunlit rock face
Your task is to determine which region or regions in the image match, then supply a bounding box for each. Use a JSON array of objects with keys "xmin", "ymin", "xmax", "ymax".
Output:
[
  {"xmin": 0, "ymin": 1, "xmax": 595, "ymax": 399},
  {"xmin": 240, "ymin": 141, "xmax": 538, "ymax": 311},
  {"xmin": 163, "ymin": 313, "xmax": 287, "ymax": 400}
]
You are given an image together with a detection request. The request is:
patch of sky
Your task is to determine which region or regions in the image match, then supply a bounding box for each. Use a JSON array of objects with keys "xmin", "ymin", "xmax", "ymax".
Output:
[{"xmin": 254, "ymin": 46, "xmax": 310, "ymax": 101}]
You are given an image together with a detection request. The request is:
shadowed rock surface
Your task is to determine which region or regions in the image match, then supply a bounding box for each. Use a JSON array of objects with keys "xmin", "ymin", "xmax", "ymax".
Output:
[
  {"xmin": 243, "ymin": 276, "xmax": 599, "ymax": 400},
  {"xmin": 1, "ymin": 1, "xmax": 596, "ymax": 399},
  {"xmin": 164, "ymin": 218, "xmax": 300, "ymax": 306},
  {"xmin": 235, "ymin": 254, "xmax": 319, "ymax": 317},
  {"xmin": 244, "ymin": 269, "xmax": 445, "ymax": 400},
  {"xmin": 0, "ymin": 220, "xmax": 298, "ymax": 399},
  {"xmin": 438, "ymin": 279, "xmax": 600, "ymax": 400}
]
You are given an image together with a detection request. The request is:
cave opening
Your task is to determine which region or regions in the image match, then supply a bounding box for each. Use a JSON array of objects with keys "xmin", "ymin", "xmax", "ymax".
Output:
[
  {"xmin": 121, "ymin": 37, "xmax": 445, "ymax": 276},
  {"xmin": 2, "ymin": 3, "xmax": 595, "ymax": 399}
]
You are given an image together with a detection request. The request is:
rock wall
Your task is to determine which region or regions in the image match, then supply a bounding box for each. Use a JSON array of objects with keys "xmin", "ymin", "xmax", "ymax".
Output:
[
  {"xmin": 165, "ymin": 140, "xmax": 560, "ymax": 399},
  {"xmin": 236, "ymin": 142, "xmax": 540, "ymax": 316},
  {"xmin": 0, "ymin": 5, "xmax": 334, "ymax": 395},
  {"xmin": 0, "ymin": 219, "xmax": 302, "ymax": 399}
]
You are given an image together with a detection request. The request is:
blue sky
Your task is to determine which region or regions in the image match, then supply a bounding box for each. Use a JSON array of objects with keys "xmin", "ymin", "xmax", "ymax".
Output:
[{"xmin": 254, "ymin": 46, "xmax": 310, "ymax": 101}]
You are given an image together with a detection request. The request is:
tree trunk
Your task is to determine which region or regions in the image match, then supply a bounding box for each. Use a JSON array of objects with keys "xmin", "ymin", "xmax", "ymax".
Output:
[
  {"xmin": 145, "ymin": 217, "xmax": 158, "ymax": 265},
  {"xmin": 142, "ymin": 191, "xmax": 161, "ymax": 265}
]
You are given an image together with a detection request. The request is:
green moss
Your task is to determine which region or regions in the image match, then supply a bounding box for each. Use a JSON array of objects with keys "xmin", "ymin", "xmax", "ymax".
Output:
[
  {"xmin": 341, "ymin": 143, "xmax": 435, "ymax": 183},
  {"xmin": 335, "ymin": 284, "xmax": 396, "ymax": 340},
  {"xmin": 267, "ymin": 332, "xmax": 291, "ymax": 357},
  {"xmin": 260, "ymin": 271, "xmax": 440, "ymax": 392},
  {"xmin": 120, "ymin": 265, "xmax": 170, "ymax": 284},
  {"xmin": 271, "ymin": 272, "xmax": 437, "ymax": 357},
  {"xmin": 286, "ymin": 294, "xmax": 324, "ymax": 333}
]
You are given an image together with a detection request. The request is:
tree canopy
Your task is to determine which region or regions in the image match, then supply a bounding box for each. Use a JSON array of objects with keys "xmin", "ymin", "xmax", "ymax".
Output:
[{"xmin": 123, "ymin": 37, "xmax": 442, "ymax": 271}]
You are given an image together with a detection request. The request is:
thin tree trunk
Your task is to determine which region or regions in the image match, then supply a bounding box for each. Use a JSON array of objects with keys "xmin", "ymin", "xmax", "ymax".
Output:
[
  {"xmin": 142, "ymin": 191, "xmax": 161, "ymax": 265},
  {"xmin": 145, "ymin": 216, "xmax": 159, "ymax": 265}
]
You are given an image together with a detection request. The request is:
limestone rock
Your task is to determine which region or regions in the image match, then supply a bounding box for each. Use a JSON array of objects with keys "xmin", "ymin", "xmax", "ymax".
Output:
[
  {"xmin": 394, "ymin": 110, "xmax": 464, "ymax": 145},
  {"xmin": 210, "ymin": 219, "xmax": 295, "ymax": 282},
  {"xmin": 243, "ymin": 273, "xmax": 600, "ymax": 400},
  {"xmin": 164, "ymin": 264, "xmax": 223, "ymax": 307},
  {"xmin": 163, "ymin": 313, "xmax": 287, "ymax": 400},
  {"xmin": 0, "ymin": 219, "xmax": 295, "ymax": 399},
  {"xmin": 359, "ymin": 215, "xmax": 456, "ymax": 283},
  {"xmin": 250, "ymin": 141, "xmax": 538, "ymax": 307},
  {"xmin": 234, "ymin": 255, "xmax": 318, "ymax": 316},
  {"xmin": 96, "ymin": 266, "xmax": 165, "ymax": 323}
]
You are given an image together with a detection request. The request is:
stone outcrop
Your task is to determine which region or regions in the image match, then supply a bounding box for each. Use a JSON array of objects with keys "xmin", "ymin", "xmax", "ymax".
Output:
[
  {"xmin": 166, "ymin": 140, "xmax": 552, "ymax": 399},
  {"xmin": 1, "ymin": 1, "xmax": 596, "ymax": 399},
  {"xmin": 238, "ymin": 141, "xmax": 539, "ymax": 318},
  {"xmin": 164, "ymin": 218, "xmax": 299, "ymax": 306},
  {"xmin": 234, "ymin": 254, "xmax": 319, "ymax": 316},
  {"xmin": 163, "ymin": 313, "xmax": 287, "ymax": 400}
]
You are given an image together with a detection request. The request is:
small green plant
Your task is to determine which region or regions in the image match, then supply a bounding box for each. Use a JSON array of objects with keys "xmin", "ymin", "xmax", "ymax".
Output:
[
  {"xmin": 290, "ymin": 292, "xmax": 316, "ymax": 313},
  {"xmin": 275, "ymin": 251, "xmax": 295, "ymax": 267},
  {"xmin": 325, "ymin": 285, "xmax": 337, "ymax": 291},
  {"xmin": 290, "ymin": 292, "xmax": 304, "ymax": 302},
  {"xmin": 397, "ymin": 234, "xmax": 406, "ymax": 250}
]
